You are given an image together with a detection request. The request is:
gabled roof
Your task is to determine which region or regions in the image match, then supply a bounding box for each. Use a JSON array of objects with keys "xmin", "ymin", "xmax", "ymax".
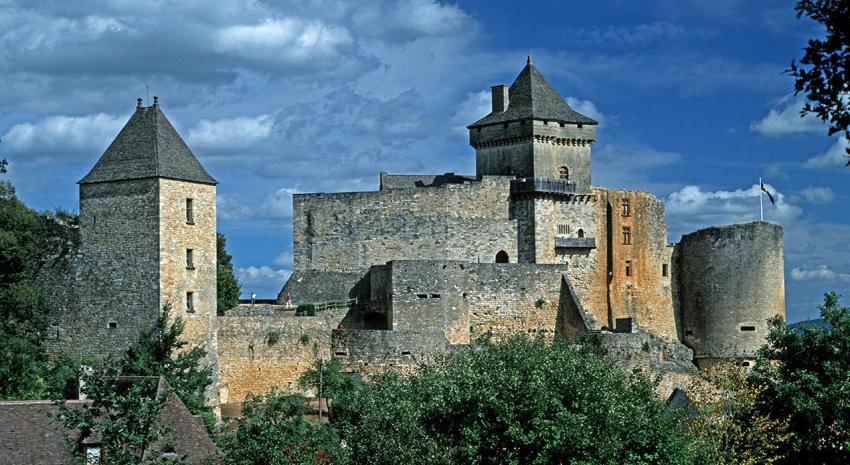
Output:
[
  {"xmin": 468, "ymin": 58, "xmax": 598, "ymax": 128},
  {"xmin": 79, "ymin": 100, "xmax": 217, "ymax": 185}
]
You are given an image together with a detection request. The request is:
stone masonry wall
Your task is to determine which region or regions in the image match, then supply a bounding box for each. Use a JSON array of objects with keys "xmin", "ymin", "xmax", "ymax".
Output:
[
  {"xmin": 292, "ymin": 176, "xmax": 517, "ymax": 272},
  {"xmin": 217, "ymin": 309, "xmax": 347, "ymax": 404},
  {"xmin": 676, "ymin": 222, "xmax": 785, "ymax": 360}
]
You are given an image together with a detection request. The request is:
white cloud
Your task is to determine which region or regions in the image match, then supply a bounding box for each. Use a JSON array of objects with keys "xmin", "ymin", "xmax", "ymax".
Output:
[
  {"xmin": 451, "ymin": 90, "xmax": 490, "ymax": 134},
  {"xmin": 352, "ymin": 0, "xmax": 472, "ymax": 42},
  {"xmin": 2, "ymin": 113, "xmax": 125, "ymax": 155},
  {"xmin": 273, "ymin": 251, "xmax": 293, "ymax": 267},
  {"xmin": 804, "ymin": 138, "xmax": 849, "ymax": 169},
  {"xmin": 187, "ymin": 114, "xmax": 273, "ymax": 150},
  {"xmin": 798, "ymin": 186, "xmax": 835, "ymax": 204},
  {"xmin": 215, "ymin": 18, "xmax": 353, "ymax": 63},
  {"xmin": 218, "ymin": 186, "xmax": 299, "ymax": 220},
  {"xmin": 236, "ymin": 265, "xmax": 291, "ymax": 297},
  {"xmin": 566, "ymin": 97, "xmax": 605, "ymax": 125},
  {"xmin": 751, "ymin": 95, "xmax": 824, "ymax": 137},
  {"xmin": 592, "ymin": 144, "xmax": 681, "ymax": 191},
  {"xmin": 665, "ymin": 183, "xmax": 802, "ymax": 240},
  {"xmin": 791, "ymin": 265, "xmax": 850, "ymax": 282}
]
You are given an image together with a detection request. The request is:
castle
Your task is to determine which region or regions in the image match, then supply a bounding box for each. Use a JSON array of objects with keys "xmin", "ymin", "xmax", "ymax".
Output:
[{"xmin": 37, "ymin": 59, "xmax": 786, "ymax": 408}]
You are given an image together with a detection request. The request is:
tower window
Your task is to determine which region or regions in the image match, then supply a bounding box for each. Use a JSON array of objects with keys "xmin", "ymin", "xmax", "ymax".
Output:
[
  {"xmin": 186, "ymin": 249, "xmax": 194, "ymax": 269},
  {"xmin": 622, "ymin": 227, "xmax": 632, "ymax": 245},
  {"xmin": 186, "ymin": 292, "xmax": 195, "ymax": 313},
  {"xmin": 577, "ymin": 228, "xmax": 585, "ymax": 238},
  {"xmin": 740, "ymin": 325, "xmax": 756, "ymax": 332},
  {"xmin": 577, "ymin": 124, "xmax": 583, "ymax": 129},
  {"xmin": 625, "ymin": 260, "xmax": 632, "ymax": 277},
  {"xmin": 558, "ymin": 166, "xmax": 569, "ymax": 180},
  {"xmin": 186, "ymin": 198, "xmax": 194, "ymax": 224},
  {"xmin": 496, "ymin": 250, "xmax": 509, "ymax": 263},
  {"xmin": 622, "ymin": 198, "xmax": 630, "ymax": 216},
  {"xmin": 107, "ymin": 321, "xmax": 117, "ymax": 329},
  {"xmin": 662, "ymin": 263, "xmax": 669, "ymax": 277},
  {"xmin": 559, "ymin": 122, "xmax": 565, "ymax": 128},
  {"xmin": 557, "ymin": 224, "xmax": 569, "ymax": 235}
]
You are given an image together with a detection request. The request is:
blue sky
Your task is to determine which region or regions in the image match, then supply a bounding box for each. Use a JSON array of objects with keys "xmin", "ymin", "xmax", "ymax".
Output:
[{"xmin": 1, "ymin": 0, "xmax": 847, "ymax": 322}]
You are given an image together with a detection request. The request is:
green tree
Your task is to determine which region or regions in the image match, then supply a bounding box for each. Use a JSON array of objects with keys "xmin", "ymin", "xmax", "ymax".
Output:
[
  {"xmin": 220, "ymin": 390, "xmax": 345, "ymax": 465},
  {"xmin": 332, "ymin": 336, "xmax": 702, "ymax": 465},
  {"xmin": 217, "ymin": 232, "xmax": 240, "ymax": 314},
  {"xmin": 789, "ymin": 0, "xmax": 850, "ymax": 162},
  {"xmin": 121, "ymin": 304, "xmax": 214, "ymax": 428},
  {"xmin": 56, "ymin": 366, "xmax": 189, "ymax": 465},
  {"xmin": 750, "ymin": 292, "xmax": 850, "ymax": 463},
  {"xmin": 0, "ymin": 161, "xmax": 72, "ymax": 399}
]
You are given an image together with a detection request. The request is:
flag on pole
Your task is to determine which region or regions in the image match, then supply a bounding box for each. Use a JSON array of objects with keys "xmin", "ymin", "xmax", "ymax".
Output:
[{"xmin": 760, "ymin": 180, "xmax": 775, "ymax": 206}]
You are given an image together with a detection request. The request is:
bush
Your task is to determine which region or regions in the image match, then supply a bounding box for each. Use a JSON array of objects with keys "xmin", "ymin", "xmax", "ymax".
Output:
[{"xmin": 295, "ymin": 304, "xmax": 316, "ymax": 316}]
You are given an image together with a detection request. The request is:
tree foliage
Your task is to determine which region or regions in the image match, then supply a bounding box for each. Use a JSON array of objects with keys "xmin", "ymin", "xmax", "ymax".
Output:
[
  {"xmin": 220, "ymin": 390, "xmax": 344, "ymax": 465},
  {"xmin": 121, "ymin": 304, "xmax": 214, "ymax": 427},
  {"xmin": 332, "ymin": 336, "xmax": 701, "ymax": 465},
  {"xmin": 56, "ymin": 367, "xmax": 189, "ymax": 465},
  {"xmin": 217, "ymin": 232, "xmax": 240, "ymax": 314},
  {"xmin": 790, "ymin": 0, "xmax": 850, "ymax": 162},
  {"xmin": 0, "ymin": 163, "xmax": 72, "ymax": 399},
  {"xmin": 749, "ymin": 292, "xmax": 850, "ymax": 463}
]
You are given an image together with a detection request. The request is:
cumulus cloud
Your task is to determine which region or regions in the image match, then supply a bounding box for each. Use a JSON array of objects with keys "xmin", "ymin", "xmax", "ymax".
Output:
[
  {"xmin": 352, "ymin": 0, "xmax": 472, "ymax": 42},
  {"xmin": 665, "ymin": 183, "xmax": 801, "ymax": 240},
  {"xmin": 451, "ymin": 90, "xmax": 490, "ymax": 134},
  {"xmin": 2, "ymin": 113, "xmax": 125, "ymax": 155},
  {"xmin": 187, "ymin": 115, "xmax": 274, "ymax": 150},
  {"xmin": 798, "ymin": 186, "xmax": 835, "ymax": 204},
  {"xmin": 215, "ymin": 18, "xmax": 354, "ymax": 64},
  {"xmin": 566, "ymin": 97, "xmax": 605, "ymax": 125},
  {"xmin": 790, "ymin": 265, "xmax": 850, "ymax": 282},
  {"xmin": 751, "ymin": 95, "xmax": 824, "ymax": 137},
  {"xmin": 236, "ymin": 265, "xmax": 291, "ymax": 297},
  {"xmin": 592, "ymin": 144, "xmax": 681, "ymax": 191},
  {"xmin": 803, "ymin": 138, "xmax": 850, "ymax": 169},
  {"xmin": 273, "ymin": 251, "xmax": 293, "ymax": 267},
  {"xmin": 218, "ymin": 186, "xmax": 299, "ymax": 220}
]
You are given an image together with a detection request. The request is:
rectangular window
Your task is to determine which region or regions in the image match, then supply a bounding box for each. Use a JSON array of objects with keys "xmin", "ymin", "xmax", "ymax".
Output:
[
  {"xmin": 186, "ymin": 249, "xmax": 194, "ymax": 269},
  {"xmin": 740, "ymin": 325, "xmax": 756, "ymax": 332},
  {"xmin": 662, "ymin": 263, "xmax": 669, "ymax": 277},
  {"xmin": 186, "ymin": 292, "xmax": 195, "ymax": 313},
  {"xmin": 557, "ymin": 224, "xmax": 569, "ymax": 235},
  {"xmin": 622, "ymin": 226, "xmax": 632, "ymax": 245},
  {"xmin": 622, "ymin": 198, "xmax": 630, "ymax": 216},
  {"xmin": 625, "ymin": 260, "xmax": 632, "ymax": 277},
  {"xmin": 186, "ymin": 198, "xmax": 194, "ymax": 224}
]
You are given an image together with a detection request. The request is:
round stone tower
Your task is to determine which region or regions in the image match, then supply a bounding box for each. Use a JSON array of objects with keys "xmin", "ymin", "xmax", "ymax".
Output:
[{"xmin": 676, "ymin": 222, "xmax": 785, "ymax": 368}]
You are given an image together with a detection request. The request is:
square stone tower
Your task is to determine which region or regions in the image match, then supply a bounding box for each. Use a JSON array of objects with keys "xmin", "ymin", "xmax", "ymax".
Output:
[
  {"xmin": 468, "ymin": 56, "xmax": 598, "ymax": 192},
  {"xmin": 76, "ymin": 98, "xmax": 218, "ymax": 362}
]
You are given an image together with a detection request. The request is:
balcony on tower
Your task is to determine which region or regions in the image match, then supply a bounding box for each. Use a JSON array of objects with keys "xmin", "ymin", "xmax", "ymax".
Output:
[{"xmin": 510, "ymin": 176, "xmax": 577, "ymax": 197}]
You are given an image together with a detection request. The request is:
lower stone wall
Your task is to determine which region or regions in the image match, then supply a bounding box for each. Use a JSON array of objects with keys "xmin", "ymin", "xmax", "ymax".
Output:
[
  {"xmin": 331, "ymin": 329, "xmax": 448, "ymax": 379},
  {"xmin": 217, "ymin": 309, "xmax": 347, "ymax": 404}
]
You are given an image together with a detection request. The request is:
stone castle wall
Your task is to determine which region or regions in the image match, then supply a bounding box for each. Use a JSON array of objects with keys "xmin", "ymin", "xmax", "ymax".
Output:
[
  {"xmin": 676, "ymin": 222, "xmax": 785, "ymax": 362},
  {"xmin": 292, "ymin": 176, "xmax": 518, "ymax": 272},
  {"xmin": 217, "ymin": 309, "xmax": 347, "ymax": 404}
]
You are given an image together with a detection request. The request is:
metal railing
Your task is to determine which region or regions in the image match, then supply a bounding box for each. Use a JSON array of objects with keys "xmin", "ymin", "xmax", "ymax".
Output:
[
  {"xmin": 510, "ymin": 177, "xmax": 577, "ymax": 196},
  {"xmin": 554, "ymin": 237, "xmax": 596, "ymax": 248}
]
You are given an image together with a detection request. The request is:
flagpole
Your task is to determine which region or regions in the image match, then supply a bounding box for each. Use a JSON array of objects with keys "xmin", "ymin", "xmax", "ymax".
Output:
[{"xmin": 759, "ymin": 177, "xmax": 764, "ymax": 222}]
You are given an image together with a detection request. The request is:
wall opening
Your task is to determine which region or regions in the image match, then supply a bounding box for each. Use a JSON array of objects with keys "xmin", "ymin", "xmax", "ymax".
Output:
[
  {"xmin": 622, "ymin": 198, "xmax": 631, "ymax": 217},
  {"xmin": 622, "ymin": 226, "xmax": 632, "ymax": 245},
  {"xmin": 557, "ymin": 224, "xmax": 569, "ymax": 235},
  {"xmin": 185, "ymin": 198, "xmax": 194, "ymax": 224},
  {"xmin": 186, "ymin": 249, "xmax": 194, "ymax": 269},
  {"xmin": 740, "ymin": 325, "xmax": 756, "ymax": 332},
  {"xmin": 558, "ymin": 166, "xmax": 569, "ymax": 180},
  {"xmin": 186, "ymin": 291, "xmax": 195, "ymax": 313},
  {"xmin": 577, "ymin": 229, "xmax": 585, "ymax": 238},
  {"xmin": 625, "ymin": 260, "xmax": 632, "ymax": 277},
  {"xmin": 495, "ymin": 250, "xmax": 509, "ymax": 263},
  {"xmin": 364, "ymin": 312, "xmax": 387, "ymax": 330},
  {"xmin": 107, "ymin": 321, "xmax": 117, "ymax": 329},
  {"xmin": 662, "ymin": 263, "xmax": 669, "ymax": 277}
]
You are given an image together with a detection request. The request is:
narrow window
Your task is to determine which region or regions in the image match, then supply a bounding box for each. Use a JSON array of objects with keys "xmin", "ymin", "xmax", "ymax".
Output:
[
  {"xmin": 430, "ymin": 293, "xmax": 441, "ymax": 299},
  {"xmin": 577, "ymin": 123, "xmax": 583, "ymax": 129},
  {"xmin": 662, "ymin": 263, "xmax": 669, "ymax": 277},
  {"xmin": 622, "ymin": 227, "xmax": 632, "ymax": 245},
  {"xmin": 557, "ymin": 224, "xmax": 569, "ymax": 235},
  {"xmin": 558, "ymin": 166, "xmax": 569, "ymax": 180},
  {"xmin": 416, "ymin": 294, "xmax": 428, "ymax": 299},
  {"xmin": 625, "ymin": 260, "xmax": 632, "ymax": 277},
  {"xmin": 186, "ymin": 249, "xmax": 194, "ymax": 269},
  {"xmin": 622, "ymin": 198, "xmax": 630, "ymax": 216},
  {"xmin": 685, "ymin": 330, "xmax": 693, "ymax": 336},
  {"xmin": 740, "ymin": 325, "xmax": 756, "ymax": 332},
  {"xmin": 559, "ymin": 122, "xmax": 565, "ymax": 128},
  {"xmin": 577, "ymin": 228, "xmax": 585, "ymax": 238},
  {"xmin": 186, "ymin": 198, "xmax": 194, "ymax": 224},
  {"xmin": 496, "ymin": 250, "xmax": 509, "ymax": 263},
  {"xmin": 543, "ymin": 120, "xmax": 548, "ymax": 125},
  {"xmin": 186, "ymin": 292, "xmax": 195, "ymax": 313},
  {"xmin": 108, "ymin": 321, "xmax": 117, "ymax": 329}
]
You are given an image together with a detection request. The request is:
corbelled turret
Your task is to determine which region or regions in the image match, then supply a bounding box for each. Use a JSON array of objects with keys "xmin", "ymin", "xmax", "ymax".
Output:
[{"xmin": 468, "ymin": 57, "xmax": 597, "ymax": 192}]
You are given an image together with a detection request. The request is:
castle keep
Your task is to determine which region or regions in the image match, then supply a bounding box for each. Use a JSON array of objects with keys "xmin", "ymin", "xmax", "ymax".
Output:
[{"xmin": 38, "ymin": 59, "xmax": 786, "ymax": 407}]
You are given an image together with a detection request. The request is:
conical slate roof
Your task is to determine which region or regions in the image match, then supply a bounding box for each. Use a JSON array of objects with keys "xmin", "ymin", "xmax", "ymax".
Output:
[
  {"xmin": 79, "ymin": 101, "xmax": 217, "ymax": 185},
  {"xmin": 468, "ymin": 59, "xmax": 598, "ymax": 128}
]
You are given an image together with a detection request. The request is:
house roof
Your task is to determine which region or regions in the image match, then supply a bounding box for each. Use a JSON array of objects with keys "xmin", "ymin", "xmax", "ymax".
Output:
[
  {"xmin": 468, "ymin": 57, "xmax": 598, "ymax": 128},
  {"xmin": 79, "ymin": 99, "xmax": 217, "ymax": 185},
  {"xmin": 0, "ymin": 378, "xmax": 221, "ymax": 465}
]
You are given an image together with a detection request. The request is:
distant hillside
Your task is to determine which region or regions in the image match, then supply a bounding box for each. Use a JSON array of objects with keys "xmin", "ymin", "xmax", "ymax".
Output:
[{"xmin": 788, "ymin": 318, "xmax": 831, "ymax": 331}]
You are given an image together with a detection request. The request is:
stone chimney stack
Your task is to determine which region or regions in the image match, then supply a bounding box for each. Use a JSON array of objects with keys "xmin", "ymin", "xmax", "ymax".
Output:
[{"xmin": 491, "ymin": 85, "xmax": 509, "ymax": 113}]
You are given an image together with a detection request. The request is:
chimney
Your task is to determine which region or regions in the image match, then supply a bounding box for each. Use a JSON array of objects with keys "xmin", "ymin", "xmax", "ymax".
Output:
[{"xmin": 491, "ymin": 85, "xmax": 509, "ymax": 113}]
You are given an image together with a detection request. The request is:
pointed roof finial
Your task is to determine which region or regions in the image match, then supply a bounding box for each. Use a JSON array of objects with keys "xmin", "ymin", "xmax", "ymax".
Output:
[
  {"xmin": 153, "ymin": 95, "xmax": 159, "ymax": 106},
  {"xmin": 137, "ymin": 98, "xmax": 143, "ymax": 109},
  {"xmin": 527, "ymin": 55, "xmax": 532, "ymax": 65}
]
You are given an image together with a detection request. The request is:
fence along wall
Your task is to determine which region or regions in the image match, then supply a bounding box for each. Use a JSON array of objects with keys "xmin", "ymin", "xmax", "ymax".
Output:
[{"xmin": 292, "ymin": 176, "xmax": 518, "ymax": 272}]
